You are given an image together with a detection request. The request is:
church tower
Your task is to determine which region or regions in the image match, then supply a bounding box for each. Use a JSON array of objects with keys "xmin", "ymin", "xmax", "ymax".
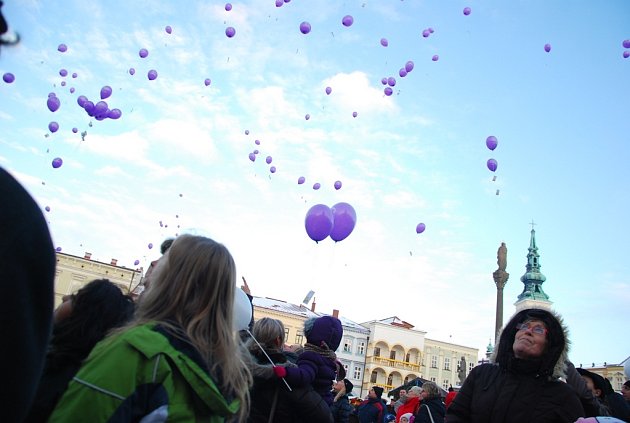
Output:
[{"xmin": 514, "ymin": 226, "xmax": 552, "ymax": 311}]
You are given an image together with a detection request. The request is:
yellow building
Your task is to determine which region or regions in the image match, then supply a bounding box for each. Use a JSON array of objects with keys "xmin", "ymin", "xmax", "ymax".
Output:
[
  {"xmin": 54, "ymin": 252, "xmax": 143, "ymax": 306},
  {"xmin": 422, "ymin": 338, "xmax": 478, "ymax": 390},
  {"xmin": 578, "ymin": 358, "xmax": 629, "ymax": 392}
]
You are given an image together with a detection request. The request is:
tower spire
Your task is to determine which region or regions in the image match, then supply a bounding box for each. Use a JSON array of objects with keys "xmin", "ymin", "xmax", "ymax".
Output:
[{"xmin": 514, "ymin": 224, "xmax": 552, "ymax": 311}]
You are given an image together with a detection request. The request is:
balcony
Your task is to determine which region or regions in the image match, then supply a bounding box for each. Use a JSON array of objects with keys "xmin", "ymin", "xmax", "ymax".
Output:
[{"xmin": 368, "ymin": 355, "xmax": 421, "ymax": 372}]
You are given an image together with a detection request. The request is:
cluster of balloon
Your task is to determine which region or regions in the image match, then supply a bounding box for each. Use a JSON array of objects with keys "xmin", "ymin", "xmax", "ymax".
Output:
[
  {"xmin": 304, "ymin": 202, "xmax": 357, "ymax": 243},
  {"xmin": 622, "ymin": 39, "xmax": 630, "ymax": 58},
  {"xmin": 246, "ymin": 138, "xmax": 277, "ymax": 175},
  {"xmin": 485, "ymin": 136, "xmax": 500, "ymax": 195},
  {"xmin": 380, "ymin": 60, "xmax": 414, "ymax": 96}
]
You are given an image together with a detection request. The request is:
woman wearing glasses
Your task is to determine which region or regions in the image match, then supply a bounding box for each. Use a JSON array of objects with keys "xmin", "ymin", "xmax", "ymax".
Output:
[{"xmin": 446, "ymin": 308, "xmax": 584, "ymax": 423}]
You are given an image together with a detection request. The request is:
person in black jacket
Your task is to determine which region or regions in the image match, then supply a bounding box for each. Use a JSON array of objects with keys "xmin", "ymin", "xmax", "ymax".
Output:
[
  {"xmin": 576, "ymin": 367, "xmax": 630, "ymax": 421},
  {"xmin": 331, "ymin": 378, "xmax": 354, "ymax": 423},
  {"xmin": 446, "ymin": 308, "xmax": 584, "ymax": 423},
  {"xmin": 415, "ymin": 381, "xmax": 445, "ymax": 423},
  {"xmin": 246, "ymin": 317, "xmax": 333, "ymax": 423}
]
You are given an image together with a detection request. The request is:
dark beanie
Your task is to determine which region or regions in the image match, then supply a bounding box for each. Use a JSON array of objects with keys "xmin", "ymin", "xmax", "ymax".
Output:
[
  {"xmin": 373, "ymin": 386, "xmax": 384, "ymax": 398},
  {"xmin": 344, "ymin": 379, "xmax": 354, "ymax": 395}
]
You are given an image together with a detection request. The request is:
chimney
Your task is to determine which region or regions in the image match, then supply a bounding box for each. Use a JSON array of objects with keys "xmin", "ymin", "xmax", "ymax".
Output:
[
  {"xmin": 84, "ymin": 252, "xmax": 92, "ymax": 260},
  {"xmin": 110, "ymin": 258, "xmax": 118, "ymax": 266},
  {"xmin": 311, "ymin": 298, "xmax": 316, "ymax": 312},
  {"xmin": 332, "ymin": 309, "xmax": 339, "ymax": 319}
]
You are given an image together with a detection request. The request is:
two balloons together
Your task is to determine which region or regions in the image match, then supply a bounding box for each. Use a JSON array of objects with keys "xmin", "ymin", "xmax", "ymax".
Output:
[{"xmin": 305, "ymin": 202, "xmax": 356, "ymax": 243}]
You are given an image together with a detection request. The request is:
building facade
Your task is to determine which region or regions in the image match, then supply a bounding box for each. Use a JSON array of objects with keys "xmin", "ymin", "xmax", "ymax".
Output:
[
  {"xmin": 579, "ymin": 359, "xmax": 629, "ymax": 392},
  {"xmin": 422, "ymin": 338, "xmax": 478, "ymax": 390}
]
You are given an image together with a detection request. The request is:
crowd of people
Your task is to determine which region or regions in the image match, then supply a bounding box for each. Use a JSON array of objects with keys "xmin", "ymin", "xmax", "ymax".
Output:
[{"xmin": 3, "ymin": 168, "xmax": 630, "ymax": 422}]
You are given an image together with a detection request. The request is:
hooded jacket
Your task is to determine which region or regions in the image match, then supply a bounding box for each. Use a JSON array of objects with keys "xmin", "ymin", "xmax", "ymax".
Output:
[{"xmin": 446, "ymin": 308, "xmax": 585, "ymax": 423}]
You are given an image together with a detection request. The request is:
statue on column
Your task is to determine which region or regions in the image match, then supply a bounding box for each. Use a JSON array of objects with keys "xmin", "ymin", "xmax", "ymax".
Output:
[
  {"xmin": 493, "ymin": 242, "xmax": 509, "ymax": 289},
  {"xmin": 457, "ymin": 356, "xmax": 467, "ymax": 385}
]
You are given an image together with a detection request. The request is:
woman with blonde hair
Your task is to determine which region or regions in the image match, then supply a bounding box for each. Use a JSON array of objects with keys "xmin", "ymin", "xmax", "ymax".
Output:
[
  {"xmin": 49, "ymin": 235, "xmax": 252, "ymax": 422},
  {"xmin": 415, "ymin": 382, "xmax": 445, "ymax": 423}
]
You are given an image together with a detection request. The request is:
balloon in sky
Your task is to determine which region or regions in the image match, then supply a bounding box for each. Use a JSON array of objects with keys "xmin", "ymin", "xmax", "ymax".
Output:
[
  {"xmin": 108, "ymin": 108, "xmax": 122, "ymax": 119},
  {"xmin": 429, "ymin": 28, "xmax": 435, "ymax": 33},
  {"xmin": 325, "ymin": 86, "xmax": 332, "ymax": 95},
  {"xmin": 305, "ymin": 114, "xmax": 310, "ymax": 120},
  {"xmin": 380, "ymin": 38, "xmax": 388, "ymax": 47},
  {"xmin": 299, "ymin": 22, "xmax": 311, "ymax": 34},
  {"xmin": 100, "ymin": 85, "xmax": 112, "ymax": 99},
  {"xmin": 45, "ymin": 206, "xmax": 50, "ymax": 212},
  {"xmin": 422, "ymin": 29, "xmax": 430, "ymax": 38},
  {"xmin": 139, "ymin": 48, "xmax": 149, "ymax": 58},
  {"xmin": 463, "ymin": 7, "xmax": 471, "ymax": 15},
  {"xmin": 77, "ymin": 95, "xmax": 88, "ymax": 107},
  {"xmin": 225, "ymin": 3, "xmax": 232, "ymax": 11},
  {"xmin": 298, "ymin": 176, "xmax": 305, "ymax": 184},
  {"xmin": 624, "ymin": 51, "xmax": 630, "ymax": 59},
  {"xmin": 253, "ymin": 149, "xmax": 259, "ymax": 154},
  {"xmin": 313, "ymin": 182, "xmax": 321, "ymax": 190},
  {"xmin": 399, "ymin": 68, "xmax": 407, "ymax": 77},
  {"xmin": 233, "ymin": 288, "xmax": 252, "ymax": 331},
  {"xmin": 61, "ymin": 81, "xmax": 66, "ymax": 87},
  {"xmin": 248, "ymin": 153, "xmax": 256, "ymax": 162},
  {"xmin": 270, "ymin": 166, "xmax": 276, "ymax": 173},
  {"xmin": 148, "ymin": 243, "xmax": 154, "ymax": 249},
  {"xmin": 334, "ymin": 180, "xmax": 342, "ymax": 190},
  {"xmin": 387, "ymin": 77, "xmax": 396, "ymax": 86},
  {"xmin": 486, "ymin": 136, "xmax": 498, "ymax": 151},
  {"xmin": 56, "ymin": 247, "xmax": 62, "ymax": 252},
  {"xmin": 330, "ymin": 202, "xmax": 357, "ymax": 242},
  {"xmin": 94, "ymin": 101, "xmax": 109, "ymax": 117},
  {"xmin": 384, "ymin": 87, "xmax": 393, "ymax": 96},
  {"xmin": 245, "ymin": 129, "xmax": 250, "ymax": 135},
  {"xmin": 129, "ymin": 68, "xmax": 136, "ymax": 75},
  {"xmin": 275, "ymin": 0, "xmax": 283, "ymax": 7},
  {"xmin": 3, "ymin": 72, "xmax": 15, "ymax": 83},
  {"xmin": 51, "ymin": 157, "xmax": 63, "ymax": 168},
  {"xmin": 226, "ymin": 27, "xmax": 236, "ymax": 38},
  {"xmin": 487, "ymin": 158, "xmax": 498, "ymax": 172},
  {"xmin": 381, "ymin": 77, "xmax": 387, "ymax": 85},
  {"xmin": 432, "ymin": 55, "xmax": 439, "ymax": 61},
  {"xmin": 59, "ymin": 69, "xmax": 68, "ymax": 77},
  {"xmin": 147, "ymin": 69, "xmax": 158, "ymax": 80},
  {"xmin": 57, "ymin": 43, "xmax": 67, "ymax": 52},
  {"xmin": 47, "ymin": 96, "xmax": 60, "ymax": 112},
  {"xmin": 69, "ymin": 87, "xmax": 75, "ymax": 93},
  {"xmin": 134, "ymin": 259, "xmax": 140, "ymax": 266},
  {"xmin": 405, "ymin": 61, "xmax": 415, "ymax": 72},
  {"xmin": 165, "ymin": 25, "xmax": 172, "ymax": 34},
  {"xmin": 72, "ymin": 127, "xmax": 78, "ymax": 133},
  {"xmin": 254, "ymin": 139, "xmax": 260, "ymax": 145},
  {"xmin": 544, "ymin": 43, "xmax": 551, "ymax": 53},
  {"xmin": 72, "ymin": 72, "xmax": 77, "ymax": 78},
  {"xmin": 83, "ymin": 101, "xmax": 95, "ymax": 116},
  {"xmin": 352, "ymin": 111, "xmax": 357, "ymax": 118},
  {"xmin": 204, "ymin": 78, "xmax": 211, "ymax": 86},
  {"xmin": 416, "ymin": 223, "xmax": 426, "ymax": 234},
  {"xmin": 623, "ymin": 40, "xmax": 630, "ymax": 48},
  {"xmin": 48, "ymin": 121, "xmax": 59, "ymax": 133},
  {"xmin": 305, "ymin": 204, "xmax": 334, "ymax": 242},
  {"xmin": 342, "ymin": 15, "xmax": 354, "ymax": 27},
  {"xmin": 265, "ymin": 156, "xmax": 272, "ymax": 164}
]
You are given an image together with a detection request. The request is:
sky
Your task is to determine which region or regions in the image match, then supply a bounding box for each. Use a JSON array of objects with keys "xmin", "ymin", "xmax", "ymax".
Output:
[{"xmin": 1, "ymin": 0, "xmax": 629, "ymax": 367}]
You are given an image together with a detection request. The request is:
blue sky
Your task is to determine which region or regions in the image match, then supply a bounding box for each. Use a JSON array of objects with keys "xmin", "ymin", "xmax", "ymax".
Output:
[{"xmin": 1, "ymin": 0, "xmax": 629, "ymax": 367}]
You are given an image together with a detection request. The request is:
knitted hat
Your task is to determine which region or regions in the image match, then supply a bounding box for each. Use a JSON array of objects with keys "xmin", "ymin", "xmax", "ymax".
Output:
[
  {"xmin": 400, "ymin": 413, "xmax": 414, "ymax": 422},
  {"xmin": 373, "ymin": 386, "xmax": 384, "ymax": 398},
  {"xmin": 343, "ymin": 379, "xmax": 354, "ymax": 395}
]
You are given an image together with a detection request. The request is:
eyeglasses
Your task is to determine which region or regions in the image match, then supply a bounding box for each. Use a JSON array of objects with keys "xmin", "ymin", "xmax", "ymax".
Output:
[{"xmin": 516, "ymin": 322, "xmax": 547, "ymax": 335}]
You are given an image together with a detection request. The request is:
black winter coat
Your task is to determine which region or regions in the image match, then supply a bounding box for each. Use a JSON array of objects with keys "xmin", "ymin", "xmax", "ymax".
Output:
[
  {"xmin": 331, "ymin": 394, "xmax": 353, "ymax": 423},
  {"xmin": 415, "ymin": 397, "xmax": 445, "ymax": 423}
]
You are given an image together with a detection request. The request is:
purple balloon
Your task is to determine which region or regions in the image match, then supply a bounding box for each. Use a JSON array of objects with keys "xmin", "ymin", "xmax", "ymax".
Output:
[
  {"xmin": 69, "ymin": 87, "xmax": 75, "ymax": 93},
  {"xmin": 129, "ymin": 68, "xmax": 136, "ymax": 75},
  {"xmin": 275, "ymin": 0, "xmax": 283, "ymax": 7},
  {"xmin": 3, "ymin": 72, "xmax": 15, "ymax": 83},
  {"xmin": 623, "ymin": 40, "xmax": 630, "ymax": 48},
  {"xmin": 342, "ymin": 15, "xmax": 354, "ymax": 27},
  {"xmin": 59, "ymin": 69, "xmax": 68, "ymax": 77},
  {"xmin": 463, "ymin": 7, "xmax": 471, "ymax": 15},
  {"xmin": 226, "ymin": 27, "xmax": 236, "ymax": 38},
  {"xmin": 399, "ymin": 68, "xmax": 407, "ymax": 78},
  {"xmin": 352, "ymin": 111, "xmax": 357, "ymax": 118},
  {"xmin": 245, "ymin": 129, "xmax": 250, "ymax": 135},
  {"xmin": 334, "ymin": 180, "xmax": 342, "ymax": 190},
  {"xmin": 325, "ymin": 86, "xmax": 332, "ymax": 95},
  {"xmin": 225, "ymin": 3, "xmax": 232, "ymax": 11},
  {"xmin": 330, "ymin": 202, "xmax": 357, "ymax": 242},
  {"xmin": 380, "ymin": 38, "xmax": 388, "ymax": 47},
  {"xmin": 416, "ymin": 223, "xmax": 426, "ymax": 234},
  {"xmin": 56, "ymin": 247, "xmax": 62, "ymax": 252},
  {"xmin": 487, "ymin": 158, "xmax": 498, "ymax": 172},
  {"xmin": 253, "ymin": 150, "xmax": 259, "ymax": 154},
  {"xmin": 313, "ymin": 183, "xmax": 321, "ymax": 190},
  {"xmin": 83, "ymin": 101, "xmax": 95, "ymax": 116},
  {"xmin": 77, "ymin": 95, "xmax": 88, "ymax": 107},
  {"xmin": 51, "ymin": 157, "xmax": 63, "ymax": 168},
  {"xmin": 387, "ymin": 77, "xmax": 396, "ymax": 87},
  {"xmin": 93, "ymin": 101, "xmax": 109, "ymax": 117},
  {"xmin": 429, "ymin": 28, "xmax": 434, "ymax": 34},
  {"xmin": 148, "ymin": 243, "xmax": 153, "ymax": 249},
  {"xmin": 48, "ymin": 121, "xmax": 59, "ymax": 133},
  {"xmin": 270, "ymin": 166, "xmax": 276, "ymax": 173},
  {"xmin": 139, "ymin": 48, "xmax": 149, "ymax": 58},
  {"xmin": 45, "ymin": 206, "xmax": 51, "ymax": 212},
  {"xmin": 432, "ymin": 55, "xmax": 439, "ymax": 61},
  {"xmin": 298, "ymin": 176, "xmax": 305, "ymax": 184},
  {"xmin": 108, "ymin": 108, "xmax": 122, "ymax": 119},
  {"xmin": 72, "ymin": 72, "xmax": 78, "ymax": 78},
  {"xmin": 47, "ymin": 96, "xmax": 61, "ymax": 112},
  {"xmin": 305, "ymin": 204, "xmax": 334, "ymax": 242},
  {"xmin": 100, "ymin": 85, "xmax": 112, "ymax": 99},
  {"xmin": 300, "ymin": 22, "xmax": 311, "ymax": 34},
  {"xmin": 405, "ymin": 60, "xmax": 415, "ymax": 72},
  {"xmin": 255, "ymin": 139, "xmax": 260, "ymax": 145},
  {"xmin": 134, "ymin": 259, "xmax": 140, "ymax": 266},
  {"xmin": 624, "ymin": 51, "xmax": 630, "ymax": 59},
  {"xmin": 381, "ymin": 77, "xmax": 387, "ymax": 85},
  {"xmin": 204, "ymin": 78, "xmax": 211, "ymax": 86},
  {"xmin": 305, "ymin": 114, "xmax": 310, "ymax": 120},
  {"xmin": 486, "ymin": 136, "xmax": 498, "ymax": 151},
  {"xmin": 60, "ymin": 81, "xmax": 66, "ymax": 87},
  {"xmin": 72, "ymin": 127, "xmax": 78, "ymax": 133},
  {"xmin": 248, "ymin": 153, "xmax": 256, "ymax": 162},
  {"xmin": 57, "ymin": 43, "xmax": 67, "ymax": 52},
  {"xmin": 147, "ymin": 69, "xmax": 158, "ymax": 80},
  {"xmin": 422, "ymin": 29, "xmax": 430, "ymax": 38},
  {"xmin": 265, "ymin": 156, "xmax": 272, "ymax": 164},
  {"xmin": 544, "ymin": 43, "xmax": 551, "ymax": 53},
  {"xmin": 384, "ymin": 87, "xmax": 393, "ymax": 96},
  {"xmin": 165, "ymin": 25, "xmax": 172, "ymax": 34}
]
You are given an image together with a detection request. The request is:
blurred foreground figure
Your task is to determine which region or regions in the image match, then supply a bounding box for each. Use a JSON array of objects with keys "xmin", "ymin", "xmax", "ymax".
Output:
[{"xmin": 0, "ymin": 167, "xmax": 55, "ymax": 422}]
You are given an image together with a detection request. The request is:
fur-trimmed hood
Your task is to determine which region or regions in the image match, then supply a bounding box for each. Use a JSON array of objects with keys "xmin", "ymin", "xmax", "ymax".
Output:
[{"xmin": 491, "ymin": 308, "xmax": 570, "ymax": 380}]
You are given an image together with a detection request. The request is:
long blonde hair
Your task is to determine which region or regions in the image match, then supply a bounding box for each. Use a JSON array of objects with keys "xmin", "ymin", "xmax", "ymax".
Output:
[{"xmin": 134, "ymin": 234, "xmax": 252, "ymax": 421}]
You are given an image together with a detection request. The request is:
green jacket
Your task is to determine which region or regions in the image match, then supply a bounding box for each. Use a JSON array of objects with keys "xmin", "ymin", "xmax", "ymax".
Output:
[{"xmin": 49, "ymin": 323, "xmax": 241, "ymax": 422}]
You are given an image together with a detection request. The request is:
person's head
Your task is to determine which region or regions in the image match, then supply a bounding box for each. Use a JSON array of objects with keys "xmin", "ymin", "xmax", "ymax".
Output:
[
  {"xmin": 448, "ymin": 386, "xmax": 454, "ymax": 392},
  {"xmin": 51, "ymin": 279, "xmax": 134, "ymax": 359},
  {"xmin": 369, "ymin": 386, "xmax": 384, "ymax": 399},
  {"xmin": 133, "ymin": 234, "xmax": 252, "ymax": 420},
  {"xmin": 408, "ymin": 386, "xmax": 422, "ymax": 397},
  {"xmin": 576, "ymin": 368, "xmax": 608, "ymax": 399},
  {"xmin": 160, "ymin": 238, "xmax": 174, "ymax": 254},
  {"xmin": 622, "ymin": 380, "xmax": 630, "ymax": 401},
  {"xmin": 420, "ymin": 381, "xmax": 440, "ymax": 400},
  {"xmin": 400, "ymin": 413, "xmax": 413, "ymax": 423},
  {"xmin": 141, "ymin": 238, "xmax": 175, "ymax": 292},
  {"xmin": 251, "ymin": 317, "xmax": 284, "ymax": 351},
  {"xmin": 303, "ymin": 315, "xmax": 343, "ymax": 351},
  {"xmin": 399, "ymin": 389, "xmax": 407, "ymax": 397},
  {"xmin": 494, "ymin": 308, "xmax": 568, "ymax": 379}
]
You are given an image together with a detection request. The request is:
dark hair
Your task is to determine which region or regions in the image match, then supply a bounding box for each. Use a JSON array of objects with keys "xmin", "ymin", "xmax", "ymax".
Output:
[
  {"xmin": 160, "ymin": 238, "xmax": 174, "ymax": 254},
  {"xmin": 48, "ymin": 279, "xmax": 135, "ymax": 366}
]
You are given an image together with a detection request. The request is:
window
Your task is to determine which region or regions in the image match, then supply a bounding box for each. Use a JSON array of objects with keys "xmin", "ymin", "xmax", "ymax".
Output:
[
  {"xmin": 284, "ymin": 327, "xmax": 289, "ymax": 341},
  {"xmin": 443, "ymin": 379, "xmax": 449, "ymax": 390},
  {"xmin": 430, "ymin": 377, "xmax": 436, "ymax": 382},
  {"xmin": 343, "ymin": 364, "xmax": 349, "ymax": 374},
  {"xmin": 387, "ymin": 374, "xmax": 393, "ymax": 386},
  {"xmin": 370, "ymin": 371, "xmax": 378, "ymax": 383},
  {"xmin": 405, "ymin": 353, "xmax": 411, "ymax": 363},
  {"xmin": 390, "ymin": 351, "xmax": 396, "ymax": 360},
  {"xmin": 374, "ymin": 347, "xmax": 381, "ymax": 357},
  {"xmin": 295, "ymin": 332, "xmax": 303, "ymax": 345},
  {"xmin": 354, "ymin": 366, "xmax": 362, "ymax": 380},
  {"xmin": 343, "ymin": 339, "xmax": 352, "ymax": 353},
  {"xmin": 358, "ymin": 341, "xmax": 365, "ymax": 355},
  {"xmin": 469, "ymin": 361, "xmax": 474, "ymax": 372},
  {"xmin": 431, "ymin": 355, "xmax": 438, "ymax": 368},
  {"xmin": 444, "ymin": 357, "xmax": 450, "ymax": 370}
]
